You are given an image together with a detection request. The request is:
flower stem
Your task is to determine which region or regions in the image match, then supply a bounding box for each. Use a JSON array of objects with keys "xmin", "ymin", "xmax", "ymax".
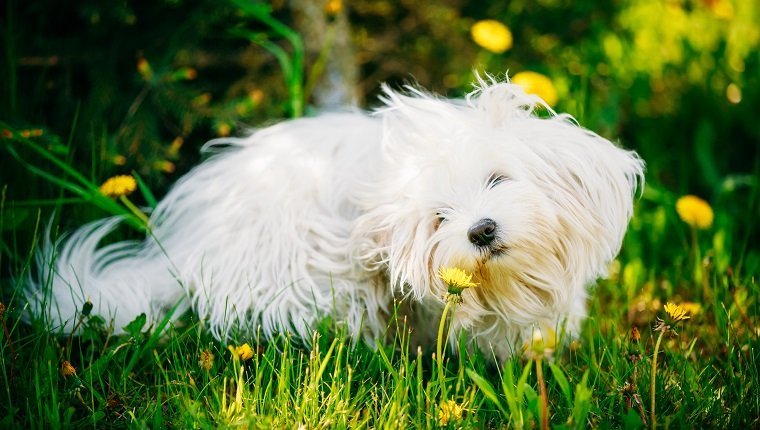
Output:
[
  {"xmin": 119, "ymin": 195, "xmax": 150, "ymax": 227},
  {"xmin": 536, "ymin": 357, "xmax": 549, "ymax": 430},
  {"xmin": 436, "ymin": 297, "xmax": 455, "ymax": 398},
  {"xmin": 650, "ymin": 330, "xmax": 665, "ymax": 430},
  {"xmin": 0, "ymin": 304, "xmax": 15, "ymax": 387}
]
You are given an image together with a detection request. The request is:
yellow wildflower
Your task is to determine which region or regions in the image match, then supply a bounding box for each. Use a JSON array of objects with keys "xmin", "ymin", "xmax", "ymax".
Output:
[
  {"xmin": 216, "ymin": 122, "xmax": 232, "ymax": 137},
  {"xmin": 470, "ymin": 20, "xmax": 513, "ymax": 54},
  {"xmin": 680, "ymin": 302, "xmax": 702, "ymax": 317},
  {"xmin": 438, "ymin": 399, "xmax": 465, "ymax": 426},
  {"xmin": 99, "ymin": 175, "xmax": 137, "ymax": 198},
  {"xmin": 60, "ymin": 360, "xmax": 77, "ymax": 377},
  {"xmin": 437, "ymin": 266, "xmax": 478, "ymax": 295},
  {"xmin": 675, "ymin": 195, "xmax": 713, "ymax": 229},
  {"xmin": 229, "ymin": 343, "xmax": 254, "ymax": 361},
  {"xmin": 726, "ymin": 83, "xmax": 742, "ymax": 104},
  {"xmin": 324, "ymin": 0, "xmax": 342, "ymax": 16},
  {"xmin": 512, "ymin": 71, "xmax": 559, "ymax": 107},
  {"xmin": 199, "ymin": 349, "xmax": 215, "ymax": 371},
  {"xmin": 663, "ymin": 302, "xmax": 690, "ymax": 322}
]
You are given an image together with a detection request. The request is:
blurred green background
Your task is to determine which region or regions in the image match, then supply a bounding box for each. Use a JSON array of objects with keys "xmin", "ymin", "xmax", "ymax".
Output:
[{"xmin": 1, "ymin": 0, "xmax": 758, "ymax": 250}]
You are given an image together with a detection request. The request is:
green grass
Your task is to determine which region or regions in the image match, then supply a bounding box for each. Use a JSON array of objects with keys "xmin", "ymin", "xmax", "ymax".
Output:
[{"xmin": 0, "ymin": 142, "xmax": 758, "ymax": 428}]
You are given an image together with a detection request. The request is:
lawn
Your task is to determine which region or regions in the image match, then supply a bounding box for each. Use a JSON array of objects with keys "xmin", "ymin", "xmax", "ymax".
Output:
[{"xmin": 1, "ymin": 188, "xmax": 758, "ymax": 428}]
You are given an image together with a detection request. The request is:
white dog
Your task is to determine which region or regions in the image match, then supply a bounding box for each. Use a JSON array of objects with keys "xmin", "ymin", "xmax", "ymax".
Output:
[{"xmin": 29, "ymin": 78, "xmax": 644, "ymax": 360}]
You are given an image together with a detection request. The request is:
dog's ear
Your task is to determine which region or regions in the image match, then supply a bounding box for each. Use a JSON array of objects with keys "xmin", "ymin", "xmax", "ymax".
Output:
[
  {"xmin": 350, "ymin": 184, "xmax": 435, "ymax": 299},
  {"xmin": 522, "ymin": 118, "xmax": 645, "ymax": 281}
]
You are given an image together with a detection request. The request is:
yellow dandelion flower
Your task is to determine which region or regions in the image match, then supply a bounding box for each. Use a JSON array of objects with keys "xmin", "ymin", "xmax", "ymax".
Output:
[
  {"xmin": 199, "ymin": 349, "xmax": 215, "ymax": 371},
  {"xmin": 675, "ymin": 195, "xmax": 713, "ymax": 229},
  {"xmin": 325, "ymin": 0, "xmax": 342, "ymax": 16},
  {"xmin": 437, "ymin": 266, "xmax": 478, "ymax": 295},
  {"xmin": 726, "ymin": 83, "xmax": 742, "ymax": 104},
  {"xmin": 229, "ymin": 343, "xmax": 254, "ymax": 361},
  {"xmin": 512, "ymin": 71, "xmax": 559, "ymax": 107},
  {"xmin": 438, "ymin": 399, "xmax": 465, "ymax": 426},
  {"xmin": 680, "ymin": 302, "xmax": 701, "ymax": 316},
  {"xmin": 248, "ymin": 89, "xmax": 264, "ymax": 105},
  {"xmin": 470, "ymin": 19, "xmax": 513, "ymax": 54},
  {"xmin": 99, "ymin": 175, "xmax": 137, "ymax": 198},
  {"xmin": 664, "ymin": 302, "xmax": 690, "ymax": 322},
  {"xmin": 60, "ymin": 360, "xmax": 77, "ymax": 377},
  {"xmin": 216, "ymin": 122, "xmax": 232, "ymax": 137}
]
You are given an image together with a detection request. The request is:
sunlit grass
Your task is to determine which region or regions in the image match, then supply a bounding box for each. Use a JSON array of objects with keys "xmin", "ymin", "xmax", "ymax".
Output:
[{"xmin": 0, "ymin": 189, "xmax": 758, "ymax": 428}]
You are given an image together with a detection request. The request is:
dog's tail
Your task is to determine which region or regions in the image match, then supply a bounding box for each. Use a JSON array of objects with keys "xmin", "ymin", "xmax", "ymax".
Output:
[{"xmin": 26, "ymin": 217, "xmax": 187, "ymax": 334}]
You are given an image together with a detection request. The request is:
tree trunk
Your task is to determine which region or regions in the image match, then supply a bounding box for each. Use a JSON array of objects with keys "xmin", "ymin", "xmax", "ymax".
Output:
[{"xmin": 290, "ymin": 0, "xmax": 360, "ymax": 109}]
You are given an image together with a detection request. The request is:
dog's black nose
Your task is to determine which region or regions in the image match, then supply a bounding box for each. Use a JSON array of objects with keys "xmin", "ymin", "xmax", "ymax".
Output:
[{"xmin": 468, "ymin": 218, "xmax": 497, "ymax": 247}]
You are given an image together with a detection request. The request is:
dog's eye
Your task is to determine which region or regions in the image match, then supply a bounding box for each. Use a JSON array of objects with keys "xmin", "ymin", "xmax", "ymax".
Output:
[
  {"xmin": 435, "ymin": 211, "xmax": 448, "ymax": 223},
  {"xmin": 487, "ymin": 173, "xmax": 510, "ymax": 188}
]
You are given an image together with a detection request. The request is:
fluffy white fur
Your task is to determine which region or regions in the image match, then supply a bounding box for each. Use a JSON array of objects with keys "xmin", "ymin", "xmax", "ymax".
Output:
[{"xmin": 28, "ymin": 78, "xmax": 644, "ymax": 361}]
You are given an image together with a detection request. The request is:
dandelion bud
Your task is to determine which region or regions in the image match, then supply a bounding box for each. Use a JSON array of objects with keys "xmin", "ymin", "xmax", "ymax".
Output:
[
  {"xmin": 199, "ymin": 349, "xmax": 214, "ymax": 371},
  {"xmin": 60, "ymin": 360, "xmax": 77, "ymax": 377},
  {"xmin": 631, "ymin": 326, "xmax": 641, "ymax": 343},
  {"xmin": 82, "ymin": 299, "xmax": 93, "ymax": 317}
]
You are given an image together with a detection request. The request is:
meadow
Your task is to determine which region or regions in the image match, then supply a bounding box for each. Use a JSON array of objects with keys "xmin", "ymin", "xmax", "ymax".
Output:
[{"xmin": 1, "ymin": 0, "xmax": 759, "ymax": 428}]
